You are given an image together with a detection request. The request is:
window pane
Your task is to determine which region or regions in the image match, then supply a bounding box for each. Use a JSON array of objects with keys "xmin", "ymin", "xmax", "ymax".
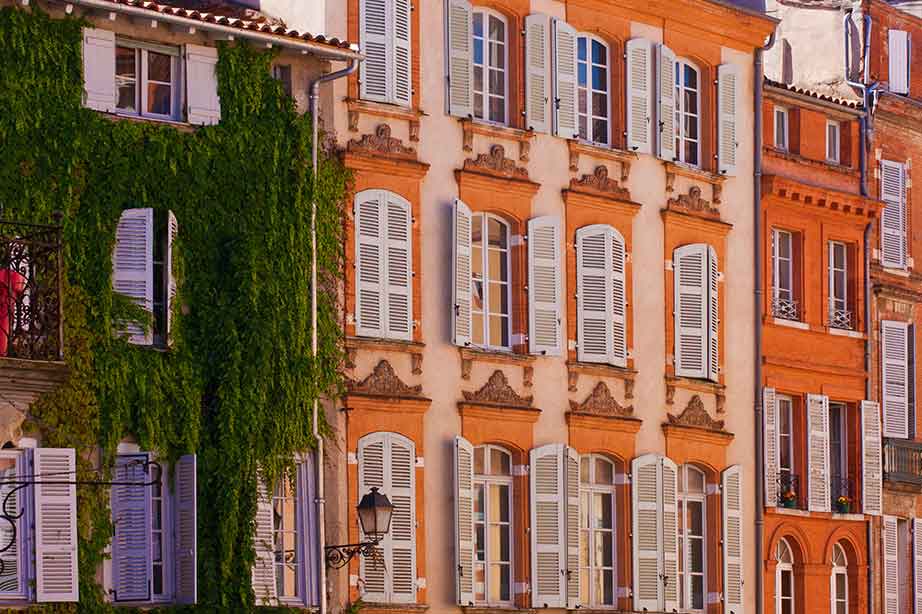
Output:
[
  {"xmin": 836, "ymin": 573, "xmax": 846, "ymax": 596},
  {"xmin": 592, "ymin": 66, "xmax": 606, "ymax": 92},
  {"xmin": 489, "ymin": 15, "xmax": 505, "ymax": 42},
  {"xmin": 474, "ymin": 446, "xmax": 484, "ymax": 474},
  {"xmin": 594, "ymin": 458, "xmax": 613, "ymax": 484},
  {"xmin": 475, "ymin": 563, "xmax": 486, "ymax": 600},
  {"xmin": 685, "ymin": 140, "xmax": 698, "ymax": 166},
  {"xmin": 474, "ymin": 483, "xmax": 485, "ymax": 521},
  {"xmin": 491, "ymin": 484, "xmax": 510, "ymax": 521},
  {"xmin": 489, "ymin": 96, "xmax": 505, "ymax": 123},
  {"xmin": 689, "ymin": 538, "xmax": 704, "ymax": 571},
  {"xmin": 148, "ymin": 83, "xmax": 172, "ymax": 115},
  {"xmin": 487, "ymin": 218, "xmax": 507, "ymax": 248},
  {"xmin": 578, "ymin": 63, "xmax": 588, "ymax": 87},
  {"xmin": 148, "ymin": 51, "xmax": 172, "ymax": 82},
  {"xmin": 488, "ymin": 246, "xmax": 507, "ymax": 280},
  {"xmin": 686, "ymin": 468, "xmax": 705, "ymax": 493},
  {"xmin": 488, "ymin": 282, "xmax": 507, "ymax": 313},
  {"xmin": 592, "ymin": 40, "xmax": 606, "ymax": 65},
  {"xmin": 592, "ymin": 92, "xmax": 607, "ymax": 118},
  {"xmin": 685, "ymin": 65, "xmax": 698, "ymax": 88},
  {"xmin": 473, "ymin": 12, "xmax": 483, "ymax": 37},
  {"xmin": 489, "ymin": 315, "xmax": 509, "ymax": 347},
  {"xmin": 593, "ymin": 119, "xmax": 608, "ymax": 145},
  {"xmin": 490, "ymin": 448, "xmax": 511, "ymax": 475},
  {"xmin": 592, "ymin": 493, "xmax": 613, "ymax": 529},
  {"xmin": 580, "ymin": 457, "xmax": 590, "ymax": 483},
  {"xmin": 578, "ymin": 37, "xmax": 587, "ymax": 61},
  {"xmin": 781, "ymin": 570, "xmax": 793, "ymax": 597},
  {"xmin": 116, "ymin": 47, "xmax": 137, "ymax": 111},
  {"xmin": 595, "ymin": 531, "xmax": 613, "ymax": 566},
  {"xmin": 691, "ymin": 575, "xmax": 704, "ymax": 609}
]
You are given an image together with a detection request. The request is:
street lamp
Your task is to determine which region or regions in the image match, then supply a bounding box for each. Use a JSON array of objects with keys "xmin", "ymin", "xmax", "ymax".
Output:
[{"xmin": 325, "ymin": 487, "xmax": 394, "ymax": 568}]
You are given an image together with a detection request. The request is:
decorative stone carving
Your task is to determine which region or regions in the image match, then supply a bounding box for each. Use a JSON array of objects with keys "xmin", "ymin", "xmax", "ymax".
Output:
[
  {"xmin": 716, "ymin": 391, "xmax": 726, "ymax": 415},
  {"xmin": 461, "ymin": 356, "xmax": 473, "ymax": 380},
  {"xmin": 463, "ymin": 145, "xmax": 529, "ymax": 180},
  {"xmin": 347, "ymin": 360, "xmax": 422, "ymax": 397},
  {"xmin": 348, "ymin": 124, "xmax": 416, "ymax": 158},
  {"xmin": 348, "ymin": 109, "xmax": 359, "ymax": 133},
  {"xmin": 665, "ymin": 382, "xmax": 677, "ymax": 405},
  {"xmin": 523, "ymin": 365, "xmax": 534, "ymax": 389},
  {"xmin": 567, "ymin": 369, "xmax": 579, "ymax": 392},
  {"xmin": 667, "ymin": 185, "xmax": 720, "ymax": 218},
  {"xmin": 568, "ymin": 382, "xmax": 633, "ymax": 417},
  {"xmin": 409, "ymin": 119, "xmax": 420, "ymax": 142},
  {"xmin": 624, "ymin": 378, "xmax": 635, "ymax": 400},
  {"xmin": 667, "ymin": 395, "xmax": 726, "ymax": 431},
  {"xmin": 570, "ymin": 165, "xmax": 631, "ymax": 200},
  {"xmin": 519, "ymin": 140, "xmax": 531, "ymax": 163},
  {"xmin": 462, "ymin": 370, "xmax": 533, "ymax": 408},
  {"xmin": 411, "ymin": 352, "xmax": 423, "ymax": 375}
]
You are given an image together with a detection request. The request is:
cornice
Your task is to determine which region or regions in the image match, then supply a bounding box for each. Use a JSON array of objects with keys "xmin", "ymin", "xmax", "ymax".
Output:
[
  {"xmin": 566, "ymin": 411, "xmax": 642, "ymax": 434},
  {"xmin": 761, "ymin": 174, "xmax": 882, "ymax": 220},
  {"xmin": 661, "ymin": 208, "xmax": 733, "ymax": 236}
]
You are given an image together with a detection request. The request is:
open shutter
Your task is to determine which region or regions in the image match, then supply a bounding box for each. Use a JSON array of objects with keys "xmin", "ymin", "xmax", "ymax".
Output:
[
  {"xmin": 674, "ymin": 244, "xmax": 708, "ymax": 378},
  {"xmin": 882, "ymin": 320, "xmax": 910, "ymax": 438},
  {"xmin": 763, "ymin": 387, "xmax": 778, "ymax": 507},
  {"xmin": 83, "ymin": 28, "xmax": 116, "ymax": 112},
  {"xmin": 806, "ymin": 393, "xmax": 831, "ymax": 512},
  {"xmin": 577, "ymin": 226, "xmax": 611, "ymax": 364},
  {"xmin": 722, "ymin": 465, "xmax": 744, "ymax": 614},
  {"xmin": 915, "ymin": 518, "xmax": 922, "ymax": 614},
  {"xmin": 360, "ymin": 0, "xmax": 390, "ymax": 103},
  {"xmin": 552, "ymin": 19, "xmax": 578, "ymax": 139},
  {"xmin": 611, "ymin": 230, "xmax": 628, "ymax": 366},
  {"xmin": 113, "ymin": 208, "xmax": 153, "ymax": 345},
  {"xmin": 530, "ymin": 444, "xmax": 565, "ymax": 608},
  {"xmin": 251, "ymin": 475, "xmax": 277, "ymax": 605},
  {"xmin": 626, "ymin": 38, "xmax": 652, "ymax": 154},
  {"xmin": 632, "ymin": 453, "xmax": 662, "ymax": 612},
  {"xmin": 446, "ymin": 0, "xmax": 473, "ymax": 118},
  {"xmin": 452, "ymin": 199, "xmax": 473, "ymax": 347},
  {"xmin": 656, "ymin": 44, "xmax": 676, "ymax": 162},
  {"xmin": 884, "ymin": 515, "xmax": 900, "ymax": 614},
  {"xmin": 358, "ymin": 434, "xmax": 388, "ymax": 602},
  {"xmin": 385, "ymin": 194, "xmax": 413, "ymax": 340},
  {"xmin": 564, "ymin": 447, "xmax": 580, "ymax": 609},
  {"xmin": 889, "ymin": 30, "xmax": 910, "ymax": 95},
  {"xmin": 300, "ymin": 455, "xmax": 320, "ymax": 607},
  {"xmin": 454, "ymin": 437, "xmax": 475, "ymax": 606},
  {"xmin": 387, "ymin": 435, "xmax": 416, "ymax": 603},
  {"xmin": 111, "ymin": 454, "xmax": 151, "ymax": 603},
  {"xmin": 393, "ymin": 0, "xmax": 412, "ymax": 105},
  {"xmin": 862, "ymin": 400, "xmax": 883, "ymax": 516},
  {"xmin": 185, "ymin": 45, "xmax": 221, "ymax": 125},
  {"xmin": 707, "ymin": 246, "xmax": 720, "ymax": 382},
  {"xmin": 356, "ymin": 192, "xmax": 385, "ymax": 338},
  {"xmin": 34, "ymin": 448, "xmax": 78, "ymax": 602},
  {"xmin": 881, "ymin": 160, "xmax": 907, "ymax": 269},
  {"xmin": 717, "ymin": 64, "xmax": 739, "ymax": 175},
  {"xmin": 525, "ymin": 14, "xmax": 550, "ymax": 133},
  {"xmin": 661, "ymin": 458, "xmax": 679, "ymax": 612},
  {"xmin": 166, "ymin": 210, "xmax": 178, "ymax": 345},
  {"xmin": 174, "ymin": 454, "xmax": 197, "ymax": 604},
  {"xmin": 528, "ymin": 217, "xmax": 561, "ymax": 355}
]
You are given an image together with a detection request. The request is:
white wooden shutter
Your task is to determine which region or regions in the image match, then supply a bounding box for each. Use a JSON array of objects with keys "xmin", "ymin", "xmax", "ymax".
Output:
[
  {"xmin": 360, "ymin": 0, "xmax": 389, "ymax": 102},
  {"xmin": 454, "ymin": 437, "xmax": 475, "ymax": 606},
  {"xmin": 707, "ymin": 246, "xmax": 720, "ymax": 382},
  {"xmin": 717, "ymin": 63, "xmax": 739, "ymax": 175},
  {"xmin": 82, "ymin": 28, "xmax": 116, "ymax": 112},
  {"xmin": 626, "ymin": 38, "xmax": 652, "ymax": 154},
  {"xmin": 174, "ymin": 454, "xmax": 197, "ymax": 604},
  {"xmin": 528, "ymin": 217, "xmax": 561, "ymax": 355},
  {"xmin": 452, "ymin": 199, "xmax": 473, "ymax": 347},
  {"xmin": 530, "ymin": 443, "xmax": 566, "ymax": 608},
  {"xmin": 393, "ymin": 0, "xmax": 412, "ymax": 106},
  {"xmin": 632, "ymin": 453, "xmax": 662, "ymax": 612},
  {"xmin": 552, "ymin": 20, "xmax": 578, "ymax": 139},
  {"xmin": 576, "ymin": 226, "xmax": 626, "ymax": 366},
  {"xmin": 806, "ymin": 393, "xmax": 831, "ymax": 512},
  {"xmin": 661, "ymin": 457, "xmax": 679, "ymax": 612},
  {"xmin": 889, "ymin": 30, "xmax": 910, "ymax": 95},
  {"xmin": 34, "ymin": 448, "xmax": 78, "ymax": 602},
  {"xmin": 656, "ymin": 44, "xmax": 677, "ymax": 162},
  {"xmin": 914, "ymin": 518, "xmax": 922, "ymax": 614},
  {"xmin": 446, "ymin": 0, "xmax": 473, "ymax": 118},
  {"xmin": 385, "ymin": 193, "xmax": 413, "ymax": 340},
  {"xmin": 884, "ymin": 515, "xmax": 900, "ymax": 614},
  {"xmin": 300, "ymin": 454, "xmax": 321, "ymax": 607},
  {"xmin": 113, "ymin": 208, "xmax": 153, "ymax": 345},
  {"xmin": 763, "ymin": 387, "xmax": 778, "ymax": 507},
  {"xmin": 185, "ymin": 45, "xmax": 221, "ymax": 125},
  {"xmin": 111, "ymin": 454, "xmax": 151, "ymax": 602},
  {"xmin": 881, "ymin": 160, "xmax": 907, "ymax": 269},
  {"xmin": 356, "ymin": 191, "xmax": 385, "ymax": 338},
  {"xmin": 610, "ymin": 230, "xmax": 628, "ymax": 366},
  {"xmin": 674, "ymin": 244, "xmax": 708, "ymax": 378},
  {"xmin": 166, "ymin": 210, "xmax": 178, "ymax": 345},
  {"xmin": 251, "ymin": 475, "xmax": 277, "ymax": 605},
  {"xmin": 861, "ymin": 400, "xmax": 883, "ymax": 516},
  {"xmin": 564, "ymin": 447, "xmax": 580, "ymax": 610},
  {"xmin": 358, "ymin": 433, "xmax": 387, "ymax": 602},
  {"xmin": 882, "ymin": 320, "xmax": 910, "ymax": 438},
  {"xmin": 722, "ymin": 465, "xmax": 744, "ymax": 614},
  {"xmin": 525, "ymin": 14, "xmax": 550, "ymax": 133}
]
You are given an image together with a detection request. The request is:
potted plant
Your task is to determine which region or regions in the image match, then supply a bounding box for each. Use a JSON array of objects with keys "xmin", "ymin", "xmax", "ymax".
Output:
[
  {"xmin": 781, "ymin": 489, "xmax": 797, "ymax": 508},
  {"xmin": 835, "ymin": 495, "xmax": 850, "ymax": 514}
]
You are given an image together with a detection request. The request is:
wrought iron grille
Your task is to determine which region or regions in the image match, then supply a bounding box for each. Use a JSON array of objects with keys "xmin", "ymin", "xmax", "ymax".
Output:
[
  {"xmin": 776, "ymin": 473, "xmax": 801, "ymax": 508},
  {"xmin": 884, "ymin": 438, "xmax": 922, "ymax": 486},
  {"xmin": 829, "ymin": 308, "xmax": 854, "ymax": 331},
  {"xmin": 771, "ymin": 297, "xmax": 799, "ymax": 321},
  {"xmin": 830, "ymin": 475, "xmax": 854, "ymax": 510},
  {"xmin": 0, "ymin": 220, "xmax": 63, "ymax": 361}
]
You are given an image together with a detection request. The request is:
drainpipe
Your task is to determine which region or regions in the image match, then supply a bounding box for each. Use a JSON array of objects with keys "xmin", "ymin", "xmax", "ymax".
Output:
[{"xmin": 309, "ymin": 57, "xmax": 361, "ymax": 614}]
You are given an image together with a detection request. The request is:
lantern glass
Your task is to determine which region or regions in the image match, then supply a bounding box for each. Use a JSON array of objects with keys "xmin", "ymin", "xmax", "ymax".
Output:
[{"xmin": 357, "ymin": 487, "xmax": 393, "ymax": 539}]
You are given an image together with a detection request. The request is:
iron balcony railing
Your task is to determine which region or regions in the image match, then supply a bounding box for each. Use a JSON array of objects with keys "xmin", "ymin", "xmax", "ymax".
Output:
[
  {"xmin": 828, "ymin": 308, "xmax": 854, "ymax": 331},
  {"xmin": 0, "ymin": 220, "xmax": 63, "ymax": 362},
  {"xmin": 777, "ymin": 473, "xmax": 801, "ymax": 508},
  {"xmin": 830, "ymin": 475, "xmax": 854, "ymax": 512},
  {"xmin": 771, "ymin": 297, "xmax": 799, "ymax": 321},
  {"xmin": 884, "ymin": 438, "xmax": 922, "ymax": 486}
]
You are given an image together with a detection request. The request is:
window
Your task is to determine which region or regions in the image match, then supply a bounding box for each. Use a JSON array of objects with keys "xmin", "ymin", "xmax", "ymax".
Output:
[
  {"xmin": 359, "ymin": 0, "xmax": 412, "ymax": 106},
  {"xmin": 678, "ymin": 465, "xmax": 706, "ymax": 612},
  {"xmin": 774, "ymin": 106, "xmax": 789, "ymax": 150},
  {"xmin": 579, "ymin": 455, "xmax": 616, "ymax": 607},
  {"xmin": 777, "ymin": 395, "xmax": 795, "ymax": 504},
  {"xmin": 828, "ymin": 241, "xmax": 851, "ymax": 329},
  {"xmin": 272, "ymin": 64, "xmax": 293, "ymax": 98},
  {"xmin": 577, "ymin": 35, "xmax": 609, "ymax": 145},
  {"xmin": 889, "ymin": 30, "xmax": 910, "ymax": 95},
  {"xmin": 828, "ymin": 402, "xmax": 848, "ymax": 508},
  {"xmin": 576, "ymin": 225, "xmax": 627, "ymax": 366},
  {"xmin": 471, "ymin": 213, "xmax": 511, "ymax": 350},
  {"xmin": 472, "ymin": 9, "xmax": 507, "ymax": 124},
  {"xmin": 0, "ymin": 451, "xmax": 27, "ymax": 600},
  {"xmin": 673, "ymin": 243, "xmax": 719, "ymax": 381},
  {"xmin": 473, "ymin": 445, "xmax": 513, "ymax": 605},
  {"xmin": 831, "ymin": 544, "xmax": 848, "ymax": 614},
  {"xmin": 772, "ymin": 229, "xmax": 797, "ymax": 320},
  {"xmin": 674, "ymin": 60, "xmax": 701, "ymax": 166},
  {"xmin": 826, "ymin": 120, "xmax": 841, "ymax": 164},
  {"xmin": 776, "ymin": 539, "xmax": 795, "ymax": 614},
  {"xmin": 115, "ymin": 41, "xmax": 180, "ymax": 121}
]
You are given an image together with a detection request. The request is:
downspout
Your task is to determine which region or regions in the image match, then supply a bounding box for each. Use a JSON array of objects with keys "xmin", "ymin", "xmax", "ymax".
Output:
[{"xmin": 309, "ymin": 57, "xmax": 361, "ymax": 614}]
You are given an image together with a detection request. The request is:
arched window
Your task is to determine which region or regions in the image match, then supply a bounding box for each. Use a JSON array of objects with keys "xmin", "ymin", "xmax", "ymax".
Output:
[
  {"xmin": 674, "ymin": 59, "xmax": 701, "ymax": 167},
  {"xmin": 472, "ymin": 8, "xmax": 508, "ymax": 124},
  {"xmin": 474, "ymin": 445, "xmax": 514, "ymax": 605},
  {"xmin": 579, "ymin": 454, "xmax": 617, "ymax": 606},
  {"xmin": 576, "ymin": 35, "xmax": 610, "ymax": 146},
  {"xmin": 776, "ymin": 539, "xmax": 795, "ymax": 614},
  {"xmin": 831, "ymin": 543, "xmax": 848, "ymax": 614},
  {"xmin": 471, "ymin": 213, "xmax": 511, "ymax": 349},
  {"xmin": 678, "ymin": 464, "xmax": 706, "ymax": 612}
]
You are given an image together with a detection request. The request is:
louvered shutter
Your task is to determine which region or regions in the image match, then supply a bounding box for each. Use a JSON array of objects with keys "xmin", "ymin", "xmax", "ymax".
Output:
[
  {"xmin": 577, "ymin": 226, "xmax": 611, "ymax": 364},
  {"xmin": 454, "ymin": 437, "xmax": 475, "ymax": 606},
  {"xmin": 356, "ymin": 192, "xmax": 384, "ymax": 338},
  {"xmin": 626, "ymin": 39, "xmax": 652, "ymax": 154},
  {"xmin": 185, "ymin": 45, "xmax": 221, "ymax": 125},
  {"xmin": 661, "ymin": 458, "xmax": 679, "ymax": 612},
  {"xmin": 861, "ymin": 400, "xmax": 883, "ymax": 516},
  {"xmin": 0, "ymin": 453, "xmax": 26, "ymax": 597},
  {"xmin": 722, "ymin": 465, "xmax": 744, "ymax": 614},
  {"xmin": 889, "ymin": 30, "xmax": 910, "ymax": 95},
  {"xmin": 806, "ymin": 393, "xmax": 831, "ymax": 512},
  {"xmin": 393, "ymin": 0, "xmax": 412, "ymax": 106},
  {"xmin": 166, "ymin": 210, "xmax": 178, "ymax": 345},
  {"xmin": 251, "ymin": 476, "xmax": 277, "ymax": 605},
  {"xmin": 112, "ymin": 454, "xmax": 151, "ymax": 602},
  {"xmin": 552, "ymin": 20, "xmax": 578, "ymax": 139},
  {"xmin": 914, "ymin": 518, "xmax": 922, "ymax": 614},
  {"xmin": 446, "ymin": 0, "xmax": 473, "ymax": 118},
  {"xmin": 882, "ymin": 320, "xmax": 910, "ymax": 438},
  {"xmin": 610, "ymin": 230, "xmax": 628, "ymax": 366},
  {"xmin": 707, "ymin": 246, "xmax": 720, "ymax": 382},
  {"xmin": 385, "ymin": 194, "xmax": 413, "ymax": 340},
  {"xmin": 34, "ymin": 448, "xmax": 78, "ymax": 602},
  {"xmin": 300, "ymin": 455, "xmax": 321, "ymax": 607},
  {"xmin": 530, "ymin": 444, "xmax": 565, "ymax": 608},
  {"xmin": 452, "ymin": 199, "xmax": 473, "ymax": 347},
  {"xmin": 360, "ymin": 0, "xmax": 390, "ymax": 103},
  {"xmin": 656, "ymin": 44, "xmax": 677, "ymax": 162},
  {"xmin": 763, "ymin": 387, "xmax": 779, "ymax": 507},
  {"xmin": 881, "ymin": 160, "xmax": 907, "ymax": 269},
  {"xmin": 884, "ymin": 515, "xmax": 900, "ymax": 614},
  {"xmin": 632, "ymin": 453, "xmax": 662, "ymax": 612},
  {"xmin": 113, "ymin": 208, "xmax": 153, "ymax": 345},
  {"xmin": 358, "ymin": 434, "xmax": 387, "ymax": 602},
  {"xmin": 718, "ymin": 64, "xmax": 739, "ymax": 175},
  {"xmin": 674, "ymin": 244, "xmax": 708, "ymax": 379},
  {"xmin": 525, "ymin": 14, "xmax": 550, "ymax": 133},
  {"xmin": 564, "ymin": 447, "xmax": 580, "ymax": 609},
  {"xmin": 528, "ymin": 217, "xmax": 561, "ymax": 355},
  {"xmin": 82, "ymin": 28, "xmax": 116, "ymax": 112},
  {"xmin": 174, "ymin": 454, "xmax": 197, "ymax": 604}
]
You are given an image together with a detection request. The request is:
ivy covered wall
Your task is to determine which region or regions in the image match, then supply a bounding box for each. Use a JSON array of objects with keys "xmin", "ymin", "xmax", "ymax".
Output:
[{"xmin": 0, "ymin": 5, "xmax": 348, "ymax": 611}]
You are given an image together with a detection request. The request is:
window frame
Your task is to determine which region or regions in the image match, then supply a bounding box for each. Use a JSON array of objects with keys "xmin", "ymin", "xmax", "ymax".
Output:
[
  {"xmin": 271, "ymin": 463, "xmax": 312, "ymax": 605},
  {"xmin": 0, "ymin": 450, "xmax": 27, "ymax": 601},
  {"xmin": 772, "ymin": 228, "xmax": 798, "ymax": 321},
  {"xmin": 578, "ymin": 454, "xmax": 617, "ymax": 608},
  {"xmin": 471, "ymin": 8, "xmax": 509, "ymax": 126},
  {"xmin": 576, "ymin": 34, "xmax": 611, "ymax": 147},
  {"xmin": 774, "ymin": 106, "xmax": 789, "ymax": 151},
  {"xmin": 828, "ymin": 240, "xmax": 849, "ymax": 326},
  {"xmin": 115, "ymin": 38, "xmax": 182, "ymax": 122},
  {"xmin": 830, "ymin": 543, "xmax": 847, "ymax": 614},
  {"xmin": 674, "ymin": 58, "xmax": 702, "ymax": 167},
  {"xmin": 826, "ymin": 120, "xmax": 841, "ymax": 164},
  {"xmin": 777, "ymin": 395, "xmax": 795, "ymax": 479},
  {"xmin": 473, "ymin": 444, "xmax": 514, "ymax": 607},
  {"xmin": 470, "ymin": 212, "xmax": 513, "ymax": 351},
  {"xmin": 776, "ymin": 539, "xmax": 795, "ymax": 614},
  {"xmin": 677, "ymin": 464, "xmax": 707, "ymax": 613}
]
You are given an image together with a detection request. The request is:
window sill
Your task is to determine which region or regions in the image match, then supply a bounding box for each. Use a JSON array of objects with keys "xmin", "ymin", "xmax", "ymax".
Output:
[
  {"xmin": 345, "ymin": 336, "xmax": 425, "ymax": 373},
  {"xmin": 772, "ymin": 317, "xmax": 810, "ymax": 330},
  {"xmin": 99, "ymin": 111, "xmax": 197, "ymax": 132},
  {"xmin": 827, "ymin": 327, "xmax": 864, "ymax": 339},
  {"xmin": 461, "ymin": 606, "xmax": 534, "ymax": 614},
  {"xmin": 879, "ymin": 265, "xmax": 911, "ymax": 278},
  {"xmin": 565, "ymin": 360, "xmax": 636, "ymax": 395},
  {"xmin": 460, "ymin": 118, "xmax": 534, "ymax": 162},
  {"xmin": 566, "ymin": 140, "xmax": 637, "ymax": 181},
  {"xmin": 459, "ymin": 346, "xmax": 536, "ymax": 387},
  {"xmin": 360, "ymin": 603, "xmax": 430, "ymax": 614},
  {"xmin": 665, "ymin": 375, "xmax": 726, "ymax": 413},
  {"xmin": 346, "ymin": 98, "xmax": 424, "ymax": 141},
  {"xmin": 768, "ymin": 506, "xmax": 810, "ymax": 517}
]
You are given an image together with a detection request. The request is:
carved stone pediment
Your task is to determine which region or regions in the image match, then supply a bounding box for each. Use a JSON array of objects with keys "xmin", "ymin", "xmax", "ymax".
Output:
[
  {"xmin": 463, "ymin": 145, "xmax": 529, "ymax": 180},
  {"xmin": 667, "ymin": 395, "xmax": 725, "ymax": 431},
  {"xmin": 462, "ymin": 370, "xmax": 532, "ymax": 408},
  {"xmin": 570, "ymin": 165, "xmax": 631, "ymax": 200},
  {"xmin": 667, "ymin": 186, "xmax": 720, "ymax": 219},
  {"xmin": 347, "ymin": 360, "xmax": 422, "ymax": 398},
  {"xmin": 568, "ymin": 382, "xmax": 633, "ymax": 417},
  {"xmin": 347, "ymin": 124, "xmax": 416, "ymax": 158}
]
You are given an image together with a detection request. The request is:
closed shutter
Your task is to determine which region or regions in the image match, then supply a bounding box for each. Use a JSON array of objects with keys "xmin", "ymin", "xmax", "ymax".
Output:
[
  {"xmin": 113, "ymin": 208, "xmax": 153, "ymax": 345},
  {"xmin": 530, "ymin": 444, "xmax": 565, "ymax": 608},
  {"xmin": 82, "ymin": 28, "xmax": 116, "ymax": 112},
  {"xmin": 661, "ymin": 458, "xmax": 679, "ymax": 612},
  {"xmin": 763, "ymin": 387, "xmax": 778, "ymax": 507},
  {"xmin": 914, "ymin": 518, "xmax": 922, "ymax": 614},
  {"xmin": 112, "ymin": 454, "xmax": 151, "ymax": 602},
  {"xmin": 674, "ymin": 244, "xmax": 708, "ymax": 378},
  {"xmin": 251, "ymin": 476, "xmax": 277, "ymax": 605},
  {"xmin": 34, "ymin": 448, "xmax": 78, "ymax": 602},
  {"xmin": 656, "ymin": 44, "xmax": 677, "ymax": 162},
  {"xmin": 576, "ymin": 226, "xmax": 627, "ymax": 366},
  {"xmin": 718, "ymin": 63, "xmax": 739, "ymax": 175},
  {"xmin": 552, "ymin": 19, "xmax": 578, "ymax": 139},
  {"xmin": 862, "ymin": 400, "xmax": 883, "ymax": 516},
  {"xmin": 564, "ymin": 447, "xmax": 580, "ymax": 609},
  {"xmin": 454, "ymin": 437, "xmax": 475, "ymax": 606},
  {"xmin": 446, "ymin": 0, "xmax": 473, "ymax": 118},
  {"xmin": 385, "ymin": 194, "xmax": 413, "ymax": 340},
  {"xmin": 889, "ymin": 30, "xmax": 910, "ymax": 95},
  {"xmin": 452, "ymin": 199, "xmax": 473, "ymax": 346},
  {"xmin": 722, "ymin": 465, "xmax": 744, "ymax": 614},
  {"xmin": 356, "ymin": 191, "xmax": 385, "ymax": 338},
  {"xmin": 806, "ymin": 393, "xmax": 831, "ymax": 512},
  {"xmin": 166, "ymin": 210, "xmax": 178, "ymax": 345},
  {"xmin": 881, "ymin": 160, "xmax": 907, "ymax": 269},
  {"xmin": 882, "ymin": 320, "xmax": 910, "ymax": 438},
  {"xmin": 528, "ymin": 217, "xmax": 561, "ymax": 355},
  {"xmin": 358, "ymin": 434, "xmax": 387, "ymax": 602},
  {"xmin": 525, "ymin": 14, "xmax": 550, "ymax": 133},
  {"xmin": 884, "ymin": 515, "xmax": 900, "ymax": 614},
  {"xmin": 626, "ymin": 38, "xmax": 652, "ymax": 154},
  {"xmin": 632, "ymin": 453, "xmax": 662, "ymax": 612},
  {"xmin": 393, "ymin": 0, "xmax": 412, "ymax": 106},
  {"xmin": 360, "ymin": 0, "xmax": 390, "ymax": 103},
  {"xmin": 185, "ymin": 45, "xmax": 221, "ymax": 125},
  {"xmin": 173, "ymin": 454, "xmax": 197, "ymax": 604},
  {"xmin": 707, "ymin": 246, "xmax": 720, "ymax": 382}
]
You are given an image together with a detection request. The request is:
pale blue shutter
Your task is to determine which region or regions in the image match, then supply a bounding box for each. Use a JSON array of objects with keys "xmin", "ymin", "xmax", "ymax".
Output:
[
  {"xmin": 173, "ymin": 454, "xmax": 197, "ymax": 604},
  {"xmin": 112, "ymin": 454, "xmax": 152, "ymax": 602}
]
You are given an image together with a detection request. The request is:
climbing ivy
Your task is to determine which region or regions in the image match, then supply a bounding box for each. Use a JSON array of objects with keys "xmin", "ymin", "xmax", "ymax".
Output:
[{"xmin": 0, "ymin": 5, "xmax": 348, "ymax": 611}]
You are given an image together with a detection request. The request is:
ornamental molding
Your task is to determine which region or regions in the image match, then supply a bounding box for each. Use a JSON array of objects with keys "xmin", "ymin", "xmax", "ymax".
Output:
[
  {"xmin": 463, "ymin": 145, "xmax": 530, "ymax": 181},
  {"xmin": 346, "ymin": 360, "xmax": 422, "ymax": 398},
  {"xmin": 666, "ymin": 395, "xmax": 726, "ymax": 431},
  {"xmin": 568, "ymin": 382, "xmax": 633, "ymax": 417},
  {"xmin": 347, "ymin": 124, "xmax": 416, "ymax": 159},
  {"xmin": 462, "ymin": 370, "xmax": 533, "ymax": 408},
  {"xmin": 569, "ymin": 165, "xmax": 632, "ymax": 201},
  {"xmin": 666, "ymin": 186, "xmax": 721, "ymax": 219}
]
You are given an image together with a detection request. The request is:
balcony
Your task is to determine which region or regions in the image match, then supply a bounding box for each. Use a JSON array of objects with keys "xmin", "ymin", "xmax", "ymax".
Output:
[
  {"xmin": 884, "ymin": 439, "xmax": 922, "ymax": 486},
  {"xmin": 776, "ymin": 473, "xmax": 803, "ymax": 509},
  {"xmin": 828, "ymin": 308, "xmax": 854, "ymax": 331},
  {"xmin": 771, "ymin": 297, "xmax": 800, "ymax": 321},
  {"xmin": 830, "ymin": 475, "xmax": 855, "ymax": 513}
]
